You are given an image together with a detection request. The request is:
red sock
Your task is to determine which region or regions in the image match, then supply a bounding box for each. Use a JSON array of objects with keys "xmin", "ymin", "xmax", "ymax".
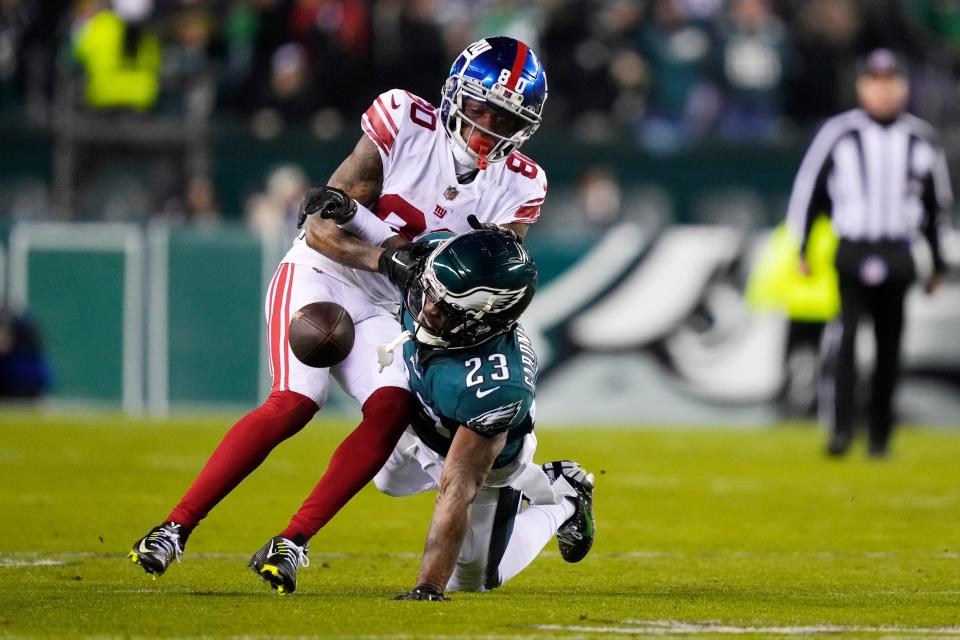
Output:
[
  {"xmin": 166, "ymin": 390, "xmax": 318, "ymax": 530},
  {"xmin": 281, "ymin": 386, "xmax": 414, "ymax": 542}
]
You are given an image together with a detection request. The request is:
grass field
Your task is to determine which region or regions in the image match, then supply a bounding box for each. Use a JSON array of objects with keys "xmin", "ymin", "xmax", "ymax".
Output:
[{"xmin": 1, "ymin": 410, "xmax": 958, "ymax": 639}]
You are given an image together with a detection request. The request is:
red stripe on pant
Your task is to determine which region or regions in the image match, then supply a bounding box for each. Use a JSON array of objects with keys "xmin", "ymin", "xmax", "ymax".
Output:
[
  {"xmin": 269, "ymin": 264, "xmax": 294, "ymax": 391},
  {"xmin": 268, "ymin": 264, "xmax": 288, "ymax": 388},
  {"xmin": 282, "ymin": 264, "xmax": 296, "ymax": 391}
]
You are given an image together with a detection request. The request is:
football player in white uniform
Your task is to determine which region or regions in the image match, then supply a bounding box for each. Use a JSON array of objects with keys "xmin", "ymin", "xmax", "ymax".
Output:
[{"xmin": 129, "ymin": 36, "xmax": 551, "ymax": 587}]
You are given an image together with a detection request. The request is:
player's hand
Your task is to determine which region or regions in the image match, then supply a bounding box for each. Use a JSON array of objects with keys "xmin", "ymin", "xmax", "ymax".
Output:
[
  {"xmin": 378, "ymin": 241, "xmax": 433, "ymax": 291},
  {"xmin": 925, "ymin": 272, "xmax": 944, "ymax": 295},
  {"xmin": 297, "ymin": 186, "xmax": 358, "ymax": 229},
  {"xmin": 393, "ymin": 585, "xmax": 450, "ymax": 601},
  {"xmin": 467, "ymin": 214, "xmax": 521, "ymax": 243}
]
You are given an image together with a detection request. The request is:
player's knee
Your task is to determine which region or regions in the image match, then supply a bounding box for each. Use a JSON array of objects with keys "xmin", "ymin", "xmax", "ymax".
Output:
[
  {"xmin": 372, "ymin": 476, "xmax": 410, "ymax": 498},
  {"xmin": 362, "ymin": 387, "xmax": 414, "ymax": 423},
  {"xmin": 447, "ymin": 563, "xmax": 486, "ymax": 592},
  {"xmin": 255, "ymin": 390, "xmax": 319, "ymax": 436},
  {"xmin": 372, "ymin": 471, "xmax": 394, "ymax": 495},
  {"xmin": 262, "ymin": 390, "xmax": 319, "ymax": 415}
]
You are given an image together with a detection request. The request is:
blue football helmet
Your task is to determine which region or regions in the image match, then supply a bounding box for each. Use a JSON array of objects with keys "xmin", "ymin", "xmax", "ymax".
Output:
[{"xmin": 440, "ymin": 36, "xmax": 548, "ymax": 166}]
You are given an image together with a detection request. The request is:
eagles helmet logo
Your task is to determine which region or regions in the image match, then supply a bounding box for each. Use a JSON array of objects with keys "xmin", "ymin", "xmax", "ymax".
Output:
[{"xmin": 444, "ymin": 285, "xmax": 529, "ymax": 313}]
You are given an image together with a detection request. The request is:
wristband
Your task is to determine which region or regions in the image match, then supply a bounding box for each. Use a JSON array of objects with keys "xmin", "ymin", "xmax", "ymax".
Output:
[{"xmin": 337, "ymin": 201, "xmax": 396, "ymax": 247}]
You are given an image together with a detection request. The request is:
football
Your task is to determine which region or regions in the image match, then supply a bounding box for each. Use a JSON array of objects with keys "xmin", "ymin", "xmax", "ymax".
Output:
[{"xmin": 288, "ymin": 302, "xmax": 355, "ymax": 368}]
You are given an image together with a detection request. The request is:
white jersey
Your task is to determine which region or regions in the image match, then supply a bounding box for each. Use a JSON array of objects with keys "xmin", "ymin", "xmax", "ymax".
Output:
[{"xmin": 283, "ymin": 88, "xmax": 548, "ymax": 317}]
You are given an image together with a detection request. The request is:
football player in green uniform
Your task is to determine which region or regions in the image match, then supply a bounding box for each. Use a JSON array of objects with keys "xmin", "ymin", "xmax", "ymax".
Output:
[{"xmin": 375, "ymin": 229, "xmax": 595, "ymax": 599}]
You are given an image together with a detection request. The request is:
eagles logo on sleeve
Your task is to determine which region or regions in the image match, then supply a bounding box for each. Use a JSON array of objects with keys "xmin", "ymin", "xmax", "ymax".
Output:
[{"xmin": 466, "ymin": 400, "xmax": 524, "ymax": 434}]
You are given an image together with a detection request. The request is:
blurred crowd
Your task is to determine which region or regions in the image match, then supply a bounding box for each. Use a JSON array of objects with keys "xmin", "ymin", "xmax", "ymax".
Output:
[
  {"xmin": 3, "ymin": 0, "xmax": 960, "ymax": 225},
  {"xmin": 3, "ymin": 0, "xmax": 960, "ymax": 148}
]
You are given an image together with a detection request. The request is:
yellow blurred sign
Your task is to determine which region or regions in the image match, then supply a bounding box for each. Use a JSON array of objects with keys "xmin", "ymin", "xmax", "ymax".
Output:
[
  {"xmin": 73, "ymin": 10, "xmax": 161, "ymax": 111},
  {"xmin": 746, "ymin": 216, "xmax": 840, "ymax": 321}
]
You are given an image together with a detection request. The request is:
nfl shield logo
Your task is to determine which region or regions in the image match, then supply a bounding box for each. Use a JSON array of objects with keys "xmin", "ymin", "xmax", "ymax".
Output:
[{"xmin": 444, "ymin": 186, "xmax": 459, "ymax": 200}]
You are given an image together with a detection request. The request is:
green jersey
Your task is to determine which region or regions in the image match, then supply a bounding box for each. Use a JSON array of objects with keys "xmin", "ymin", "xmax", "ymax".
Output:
[{"xmin": 400, "ymin": 308, "xmax": 538, "ymax": 469}]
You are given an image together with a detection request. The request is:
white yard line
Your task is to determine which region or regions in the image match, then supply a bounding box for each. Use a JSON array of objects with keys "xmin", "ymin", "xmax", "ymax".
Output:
[
  {"xmin": 535, "ymin": 621, "xmax": 960, "ymax": 636},
  {"xmin": 0, "ymin": 559, "xmax": 68, "ymax": 567}
]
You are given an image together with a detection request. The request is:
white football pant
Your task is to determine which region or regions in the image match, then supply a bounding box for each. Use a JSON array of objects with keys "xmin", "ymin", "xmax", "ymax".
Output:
[
  {"xmin": 374, "ymin": 430, "xmax": 577, "ymax": 592},
  {"xmin": 264, "ymin": 262, "xmax": 408, "ymax": 408}
]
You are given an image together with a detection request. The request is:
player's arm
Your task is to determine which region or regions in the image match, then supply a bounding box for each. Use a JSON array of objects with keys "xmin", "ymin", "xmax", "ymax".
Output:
[
  {"xmin": 466, "ymin": 216, "xmax": 530, "ymax": 241},
  {"xmin": 407, "ymin": 427, "xmax": 506, "ymax": 597},
  {"xmin": 501, "ymin": 221, "xmax": 529, "ymax": 240},
  {"xmin": 920, "ymin": 143, "xmax": 951, "ymax": 294},
  {"xmin": 303, "ymin": 135, "xmax": 405, "ymax": 272},
  {"xmin": 785, "ymin": 118, "xmax": 844, "ymax": 274}
]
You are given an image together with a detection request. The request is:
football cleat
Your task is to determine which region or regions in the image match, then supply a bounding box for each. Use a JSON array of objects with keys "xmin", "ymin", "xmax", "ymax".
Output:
[
  {"xmin": 249, "ymin": 536, "xmax": 310, "ymax": 594},
  {"xmin": 128, "ymin": 522, "xmax": 184, "ymax": 576},
  {"xmin": 867, "ymin": 439, "xmax": 890, "ymax": 459},
  {"xmin": 543, "ymin": 460, "xmax": 595, "ymax": 563},
  {"xmin": 826, "ymin": 432, "xmax": 853, "ymax": 457}
]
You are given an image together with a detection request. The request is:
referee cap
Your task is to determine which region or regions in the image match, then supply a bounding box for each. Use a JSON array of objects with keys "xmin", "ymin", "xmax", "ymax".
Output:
[{"xmin": 858, "ymin": 48, "xmax": 906, "ymax": 77}]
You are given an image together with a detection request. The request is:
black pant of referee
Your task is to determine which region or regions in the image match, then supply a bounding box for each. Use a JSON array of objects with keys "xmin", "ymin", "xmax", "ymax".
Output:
[{"xmin": 822, "ymin": 240, "xmax": 915, "ymax": 456}]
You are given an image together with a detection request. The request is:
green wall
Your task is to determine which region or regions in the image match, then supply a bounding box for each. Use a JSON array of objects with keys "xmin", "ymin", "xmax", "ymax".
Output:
[
  {"xmin": 6, "ymin": 223, "xmax": 594, "ymax": 411},
  {"xmin": 167, "ymin": 227, "xmax": 263, "ymax": 406},
  {"xmin": 27, "ymin": 250, "xmax": 125, "ymax": 402}
]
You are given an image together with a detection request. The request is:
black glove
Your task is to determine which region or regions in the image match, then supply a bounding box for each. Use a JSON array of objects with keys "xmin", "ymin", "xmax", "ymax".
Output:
[
  {"xmin": 467, "ymin": 214, "xmax": 521, "ymax": 242},
  {"xmin": 297, "ymin": 186, "xmax": 358, "ymax": 229},
  {"xmin": 393, "ymin": 585, "xmax": 450, "ymax": 601},
  {"xmin": 378, "ymin": 241, "xmax": 433, "ymax": 291}
]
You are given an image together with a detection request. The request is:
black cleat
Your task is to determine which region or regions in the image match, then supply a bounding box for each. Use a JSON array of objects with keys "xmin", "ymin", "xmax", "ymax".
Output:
[
  {"xmin": 543, "ymin": 460, "xmax": 596, "ymax": 563},
  {"xmin": 128, "ymin": 522, "xmax": 184, "ymax": 576},
  {"xmin": 249, "ymin": 536, "xmax": 309, "ymax": 594},
  {"xmin": 867, "ymin": 440, "xmax": 890, "ymax": 459},
  {"xmin": 826, "ymin": 433, "xmax": 853, "ymax": 457}
]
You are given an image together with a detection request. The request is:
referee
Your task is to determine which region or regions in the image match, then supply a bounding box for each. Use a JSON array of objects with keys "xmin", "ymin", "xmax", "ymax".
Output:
[{"xmin": 785, "ymin": 49, "xmax": 952, "ymax": 458}]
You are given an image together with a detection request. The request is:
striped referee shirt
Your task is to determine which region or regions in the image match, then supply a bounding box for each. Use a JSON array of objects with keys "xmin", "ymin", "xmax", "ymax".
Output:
[{"xmin": 786, "ymin": 108, "xmax": 952, "ymax": 272}]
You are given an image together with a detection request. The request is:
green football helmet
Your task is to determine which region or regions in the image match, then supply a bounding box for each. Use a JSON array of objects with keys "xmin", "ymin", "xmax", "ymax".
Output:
[{"xmin": 405, "ymin": 229, "xmax": 538, "ymax": 349}]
